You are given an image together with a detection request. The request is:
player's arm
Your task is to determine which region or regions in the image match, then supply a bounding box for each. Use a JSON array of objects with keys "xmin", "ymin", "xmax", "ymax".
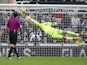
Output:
[{"xmin": 27, "ymin": 16, "xmax": 40, "ymax": 26}]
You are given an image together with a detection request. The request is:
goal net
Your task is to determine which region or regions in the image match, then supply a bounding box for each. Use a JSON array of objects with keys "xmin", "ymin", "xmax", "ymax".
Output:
[
  {"xmin": 0, "ymin": 4, "xmax": 87, "ymax": 57},
  {"xmin": 0, "ymin": 4, "xmax": 87, "ymax": 45}
]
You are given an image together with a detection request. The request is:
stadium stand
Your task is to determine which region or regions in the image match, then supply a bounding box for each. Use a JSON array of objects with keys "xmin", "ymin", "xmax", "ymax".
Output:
[
  {"xmin": 15, "ymin": 0, "xmax": 87, "ymax": 4},
  {"xmin": 0, "ymin": 4, "xmax": 86, "ymax": 45},
  {"xmin": 0, "ymin": 4, "xmax": 86, "ymax": 57}
]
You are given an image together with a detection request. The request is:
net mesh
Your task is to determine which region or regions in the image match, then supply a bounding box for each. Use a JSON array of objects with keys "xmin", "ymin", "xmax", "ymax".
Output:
[
  {"xmin": 0, "ymin": 4, "xmax": 87, "ymax": 45},
  {"xmin": 0, "ymin": 4, "xmax": 87, "ymax": 56}
]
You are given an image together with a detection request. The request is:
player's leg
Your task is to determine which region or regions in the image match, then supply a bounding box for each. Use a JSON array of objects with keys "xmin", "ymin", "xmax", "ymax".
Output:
[
  {"xmin": 63, "ymin": 30, "xmax": 79, "ymax": 37},
  {"xmin": 56, "ymin": 29, "xmax": 76, "ymax": 40},
  {"xmin": 55, "ymin": 28, "xmax": 79, "ymax": 36},
  {"xmin": 64, "ymin": 36, "xmax": 79, "ymax": 41},
  {"xmin": 8, "ymin": 32, "xmax": 14, "ymax": 59},
  {"xmin": 8, "ymin": 44, "xmax": 19, "ymax": 58},
  {"xmin": 51, "ymin": 30, "xmax": 79, "ymax": 41},
  {"xmin": 12, "ymin": 32, "xmax": 20, "ymax": 58},
  {"xmin": 52, "ymin": 28, "xmax": 79, "ymax": 37},
  {"xmin": 8, "ymin": 44, "xmax": 13, "ymax": 59},
  {"xmin": 64, "ymin": 36, "xmax": 84, "ymax": 45},
  {"xmin": 13, "ymin": 45, "xmax": 19, "ymax": 58},
  {"xmin": 8, "ymin": 32, "xmax": 20, "ymax": 59},
  {"xmin": 52, "ymin": 34, "xmax": 79, "ymax": 41},
  {"xmin": 59, "ymin": 29, "xmax": 84, "ymax": 45}
]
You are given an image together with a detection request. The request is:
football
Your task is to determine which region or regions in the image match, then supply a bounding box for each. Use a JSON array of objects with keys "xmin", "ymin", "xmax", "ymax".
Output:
[{"xmin": 21, "ymin": 8, "xmax": 27, "ymax": 13}]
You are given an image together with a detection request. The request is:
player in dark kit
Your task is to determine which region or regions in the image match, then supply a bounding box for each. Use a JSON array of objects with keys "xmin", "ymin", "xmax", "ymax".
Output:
[{"xmin": 7, "ymin": 11, "xmax": 22, "ymax": 59}]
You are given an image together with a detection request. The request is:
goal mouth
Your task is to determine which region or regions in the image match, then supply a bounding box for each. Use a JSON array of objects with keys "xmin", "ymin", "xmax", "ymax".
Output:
[{"xmin": 0, "ymin": 4, "xmax": 86, "ymax": 45}]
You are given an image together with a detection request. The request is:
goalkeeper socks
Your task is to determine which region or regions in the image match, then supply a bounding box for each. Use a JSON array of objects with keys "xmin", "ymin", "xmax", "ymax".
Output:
[
  {"xmin": 67, "ymin": 31, "xmax": 79, "ymax": 36},
  {"xmin": 14, "ymin": 48, "xmax": 19, "ymax": 57},
  {"xmin": 8, "ymin": 47, "xmax": 13, "ymax": 57},
  {"xmin": 65, "ymin": 37, "xmax": 80, "ymax": 41}
]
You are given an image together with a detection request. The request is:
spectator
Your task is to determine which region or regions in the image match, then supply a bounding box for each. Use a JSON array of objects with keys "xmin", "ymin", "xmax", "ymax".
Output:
[
  {"xmin": 1, "ymin": 11, "xmax": 9, "ymax": 43},
  {"xmin": 71, "ymin": 14, "xmax": 80, "ymax": 30},
  {"xmin": 29, "ymin": 28, "xmax": 42, "ymax": 44},
  {"xmin": 61, "ymin": 14, "xmax": 72, "ymax": 29},
  {"xmin": 82, "ymin": 19, "xmax": 87, "ymax": 31},
  {"xmin": 75, "ymin": 21, "xmax": 83, "ymax": 35},
  {"xmin": 19, "ymin": 11, "xmax": 30, "ymax": 44},
  {"xmin": 81, "ymin": 28, "xmax": 87, "ymax": 43},
  {"xmin": 54, "ymin": 9, "xmax": 64, "ymax": 24},
  {"xmin": 37, "ymin": 10, "xmax": 43, "ymax": 23}
]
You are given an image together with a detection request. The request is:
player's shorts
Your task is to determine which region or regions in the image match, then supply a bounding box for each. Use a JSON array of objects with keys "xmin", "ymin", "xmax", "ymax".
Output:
[
  {"xmin": 9, "ymin": 31, "xmax": 17, "ymax": 44},
  {"xmin": 51, "ymin": 29, "xmax": 63, "ymax": 39},
  {"xmin": 52, "ymin": 34, "xmax": 63, "ymax": 39}
]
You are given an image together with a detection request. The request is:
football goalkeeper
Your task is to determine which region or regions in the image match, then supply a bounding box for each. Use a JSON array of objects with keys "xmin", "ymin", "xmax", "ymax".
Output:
[{"xmin": 27, "ymin": 16, "xmax": 84, "ymax": 45}]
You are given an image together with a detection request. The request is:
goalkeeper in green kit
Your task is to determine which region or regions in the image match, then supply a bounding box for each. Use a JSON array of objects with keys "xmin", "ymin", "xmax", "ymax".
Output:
[{"xmin": 27, "ymin": 16, "xmax": 84, "ymax": 45}]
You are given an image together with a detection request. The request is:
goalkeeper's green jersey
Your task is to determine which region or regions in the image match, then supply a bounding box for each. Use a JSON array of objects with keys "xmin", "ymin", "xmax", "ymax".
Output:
[
  {"xmin": 30, "ymin": 18, "xmax": 54, "ymax": 35},
  {"xmin": 30, "ymin": 18, "xmax": 63, "ymax": 39},
  {"xmin": 29, "ymin": 18, "xmax": 79, "ymax": 40},
  {"xmin": 40, "ymin": 22, "xmax": 54, "ymax": 36},
  {"xmin": 39, "ymin": 22, "xmax": 63, "ymax": 39}
]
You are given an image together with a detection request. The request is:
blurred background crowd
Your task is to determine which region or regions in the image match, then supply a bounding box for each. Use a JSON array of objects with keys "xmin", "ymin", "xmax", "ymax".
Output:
[
  {"xmin": 0, "ymin": 0, "xmax": 87, "ymax": 45},
  {"xmin": 0, "ymin": 0, "xmax": 87, "ymax": 4}
]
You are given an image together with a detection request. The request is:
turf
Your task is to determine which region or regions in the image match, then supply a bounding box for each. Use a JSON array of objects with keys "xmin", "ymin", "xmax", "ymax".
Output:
[{"xmin": 0, "ymin": 57, "xmax": 87, "ymax": 65}]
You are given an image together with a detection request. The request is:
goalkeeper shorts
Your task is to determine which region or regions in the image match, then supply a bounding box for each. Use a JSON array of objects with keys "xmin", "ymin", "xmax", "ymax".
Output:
[{"xmin": 51, "ymin": 29, "xmax": 63, "ymax": 39}]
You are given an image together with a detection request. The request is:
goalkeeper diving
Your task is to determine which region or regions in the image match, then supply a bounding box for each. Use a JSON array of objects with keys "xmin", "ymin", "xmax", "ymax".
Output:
[{"xmin": 26, "ymin": 16, "xmax": 84, "ymax": 45}]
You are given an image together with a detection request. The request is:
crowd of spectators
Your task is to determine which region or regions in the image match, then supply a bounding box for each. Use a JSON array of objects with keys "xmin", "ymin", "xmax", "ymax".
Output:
[
  {"xmin": 0, "ymin": 8, "xmax": 87, "ymax": 45},
  {"xmin": 16, "ymin": 0, "xmax": 87, "ymax": 4}
]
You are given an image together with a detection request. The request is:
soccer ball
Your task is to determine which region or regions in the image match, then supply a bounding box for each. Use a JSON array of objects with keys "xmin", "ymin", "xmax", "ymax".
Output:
[{"xmin": 21, "ymin": 8, "xmax": 27, "ymax": 13}]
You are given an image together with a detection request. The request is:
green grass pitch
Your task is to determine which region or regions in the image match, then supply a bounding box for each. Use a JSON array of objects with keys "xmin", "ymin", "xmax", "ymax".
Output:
[{"xmin": 0, "ymin": 57, "xmax": 87, "ymax": 65}]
